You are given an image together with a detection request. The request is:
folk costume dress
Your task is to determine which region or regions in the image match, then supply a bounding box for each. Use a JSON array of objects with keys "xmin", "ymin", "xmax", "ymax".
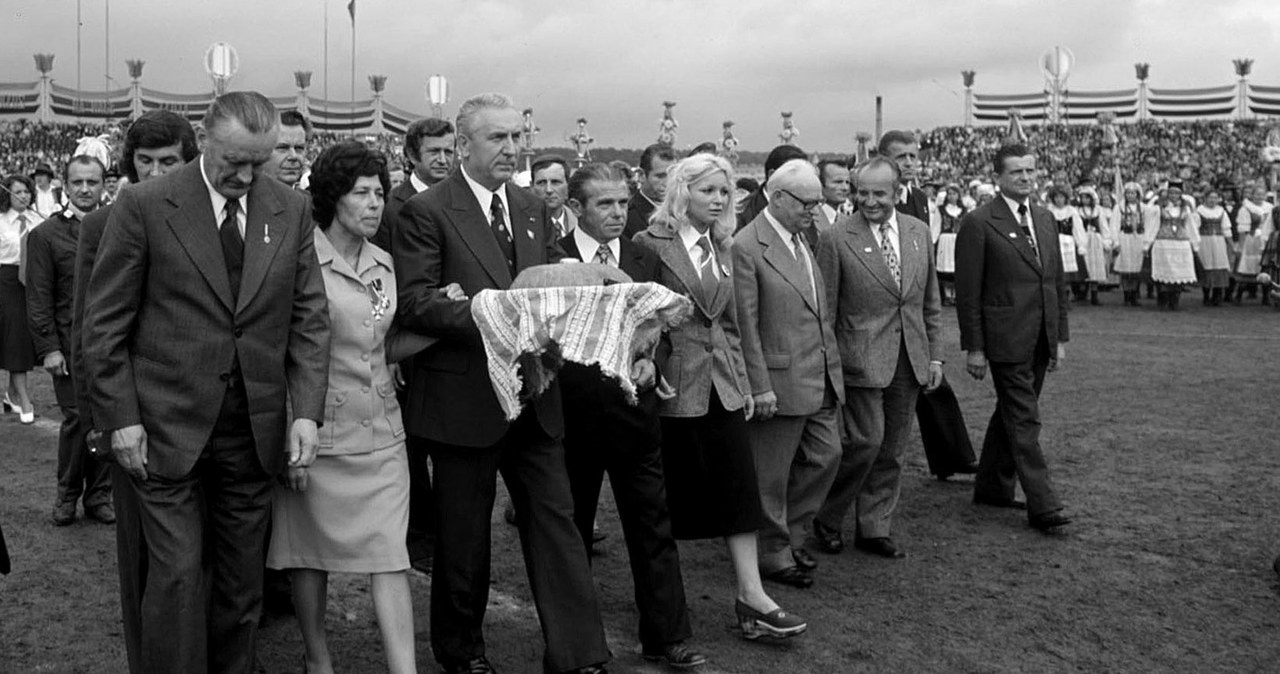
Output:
[
  {"xmin": 268, "ymin": 230, "xmax": 410, "ymax": 574},
  {"xmin": 1048, "ymin": 204, "xmax": 1083, "ymax": 282},
  {"xmin": 1076, "ymin": 205, "xmax": 1113, "ymax": 285},
  {"xmin": 1234, "ymin": 198, "xmax": 1273, "ymax": 284},
  {"xmin": 1194, "ymin": 204, "xmax": 1232, "ymax": 292},
  {"xmin": 936, "ymin": 203, "xmax": 963, "ymax": 280},
  {"xmin": 1112, "ymin": 199, "xmax": 1157, "ymax": 303},
  {"xmin": 1148, "ymin": 201, "xmax": 1200, "ymax": 298}
]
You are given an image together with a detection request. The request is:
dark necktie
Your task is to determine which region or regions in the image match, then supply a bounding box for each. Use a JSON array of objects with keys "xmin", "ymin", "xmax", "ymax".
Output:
[
  {"xmin": 695, "ymin": 235, "xmax": 718, "ymax": 301},
  {"xmin": 1018, "ymin": 204, "xmax": 1040, "ymax": 264},
  {"xmin": 220, "ymin": 199, "xmax": 244, "ymax": 302},
  {"xmin": 489, "ymin": 194, "xmax": 515, "ymax": 273},
  {"xmin": 16, "ymin": 214, "xmax": 28, "ymax": 236}
]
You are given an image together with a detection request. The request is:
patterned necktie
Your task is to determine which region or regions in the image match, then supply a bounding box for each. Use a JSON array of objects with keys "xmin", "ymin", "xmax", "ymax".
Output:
[
  {"xmin": 489, "ymin": 194, "xmax": 515, "ymax": 272},
  {"xmin": 220, "ymin": 199, "xmax": 243, "ymax": 302},
  {"xmin": 879, "ymin": 221, "xmax": 901, "ymax": 287},
  {"xmin": 592, "ymin": 243, "xmax": 613, "ymax": 267},
  {"xmin": 1018, "ymin": 204, "xmax": 1040, "ymax": 264},
  {"xmin": 695, "ymin": 235, "xmax": 718, "ymax": 301},
  {"xmin": 792, "ymin": 232, "xmax": 816, "ymax": 304}
]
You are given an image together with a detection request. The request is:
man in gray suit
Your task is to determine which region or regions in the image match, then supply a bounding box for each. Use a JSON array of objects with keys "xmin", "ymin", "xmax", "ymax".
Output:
[
  {"xmin": 84, "ymin": 91, "xmax": 330, "ymax": 673},
  {"xmin": 732, "ymin": 159, "xmax": 843, "ymax": 588},
  {"xmin": 813, "ymin": 156, "xmax": 944, "ymax": 559}
]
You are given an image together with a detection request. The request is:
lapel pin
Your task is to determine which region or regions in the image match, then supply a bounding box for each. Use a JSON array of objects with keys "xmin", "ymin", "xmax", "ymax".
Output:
[
  {"xmin": 864, "ymin": 247, "xmax": 873, "ymax": 253},
  {"xmin": 526, "ymin": 229, "xmax": 535, "ymax": 240},
  {"xmin": 1009, "ymin": 232, "xmax": 1018, "ymax": 239},
  {"xmin": 264, "ymin": 224, "xmax": 270, "ymax": 244}
]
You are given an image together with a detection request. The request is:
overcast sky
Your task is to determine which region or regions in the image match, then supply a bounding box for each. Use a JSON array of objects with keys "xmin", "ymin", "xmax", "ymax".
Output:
[{"xmin": 3, "ymin": 0, "xmax": 1279, "ymax": 152}]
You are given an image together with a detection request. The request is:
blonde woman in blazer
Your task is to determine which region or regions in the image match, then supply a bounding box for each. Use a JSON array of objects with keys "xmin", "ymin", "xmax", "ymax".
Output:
[{"xmin": 633, "ymin": 153, "xmax": 807, "ymax": 642}]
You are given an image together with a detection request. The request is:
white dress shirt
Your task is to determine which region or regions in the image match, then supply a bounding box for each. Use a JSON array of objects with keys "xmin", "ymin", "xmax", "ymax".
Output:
[
  {"xmin": 200, "ymin": 156, "xmax": 247, "ymax": 236},
  {"xmin": 409, "ymin": 172, "xmax": 431, "ymax": 194},
  {"xmin": 1001, "ymin": 194, "xmax": 1036, "ymax": 250},
  {"xmin": 0, "ymin": 209, "xmax": 39, "ymax": 264},
  {"xmin": 460, "ymin": 165, "xmax": 511, "ymax": 233},
  {"xmin": 678, "ymin": 226, "xmax": 719, "ymax": 278},
  {"xmin": 820, "ymin": 203, "xmax": 839, "ymax": 226},
  {"xmin": 763, "ymin": 209, "xmax": 817, "ymax": 302},
  {"xmin": 572, "ymin": 228, "xmax": 620, "ymax": 268},
  {"xmin": 874, "ymin": 210, "xmax": 901, "ymax": 261}
]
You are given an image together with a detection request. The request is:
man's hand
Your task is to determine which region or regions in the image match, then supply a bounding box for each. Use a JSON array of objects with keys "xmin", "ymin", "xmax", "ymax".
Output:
[
  {"xmin": 630, "ymin": 358, "xmax": 656, "ymax": 391},
  {"xmin": 111, "ymin": 424, "xmax": 149, "ymax": 481},
  {"xmin": 288, "ymin": 418, "xmax": 320, "ymax": 468},
  {"xmin": 390, "ymin": 362, "xmax": 405, "ymax": 390},
  {"xmin": 1048, "ymin": 343, "xmax": 1066, "ymax": 372},
  {"xmin": 742, "ymin": 392, "xmax": 756, "ymax": 421},
  {"xmin": 751, "ymin": 391, "xmax": 778, "ymax": 421},
  {"xmin": 925, "ymin": 361, "xmax": 945, "ymax": 392},
  {"xmin": 965, "ymin": 350, "xmax": 988, "ymax": 381},
  {"xmin": 443, "ymin": 282, "xmax": 468, "ymax": 301},
  {"xmin": 42, "ymin": 350, "xmax": 68, "ymax": 377}
]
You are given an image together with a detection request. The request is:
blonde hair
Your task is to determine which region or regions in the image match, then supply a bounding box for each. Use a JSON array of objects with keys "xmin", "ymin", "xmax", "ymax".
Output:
[{"xmin": 650, "ymin": 153, "xmax": 736, "ymax": 243}]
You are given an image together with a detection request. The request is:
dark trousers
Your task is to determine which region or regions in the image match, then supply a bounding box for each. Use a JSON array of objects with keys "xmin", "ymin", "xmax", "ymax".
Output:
[
  {"xmin": 112, "ymin": 461, "xmax": 147, "ymax": 673},
  {"xmin": 52, "ymin": 374, "xmax": 110, "ymax": 507},
  {"xmin": 122, "ymin": 382, "xmax": 273, "ymax": 674},
  {"xmin": 818, "ymin": 346, "xmax": 920, "ymax": 539},
  {"xmin": 428, "ymin": 410, "xmax": 609, "ymax": 672},
  {"xmin": 562, "ymin": 394, "xmax": 691, "ymax": 651},
  {"xmin": 405, "ymin": 434, "xmax": 434, "ymax": 564},
  {"xmin": 974, "ymin": 332, "xmax": 1063, "ymax": 518}
]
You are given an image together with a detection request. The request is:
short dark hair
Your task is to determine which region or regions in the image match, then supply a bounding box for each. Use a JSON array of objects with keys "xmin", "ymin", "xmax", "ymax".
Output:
[
  {"xmin": 307, "ymin": 141, "xmax": 391, "ymax": 229},
  {"xmin": 203, "ymin": 91, "xmax": 278, "ymax": 135},
  {"xmin": 639, "ymin": 143, "xmax": 676, "ymax": 174},
  {"xmin": 403, "ymin": 117, "xmax": 454, "ymax": 167},
  {"xmin": 567, "ymin": 162, "xmax": 627, "ymax": 205},
  {"xmin": 736, "ymin": 177, "xmax": 759, "ymax": 193},
  {"xmin": 876, "ymin": 130, "xmax": 917, "ymax": 156},
  {"xmin": 122, "ymin": 110, "xmax": 198, "ymax": 183},
  {"xmin": 530, "ymin": 154, "xmax": 568, "ymax": 180},
  {"xmin": 816, "ymin": 158, "xmax": 849, "ymax": 187},
  {"xmin": 65, "ymin": 154, "xmax": 107, "ymax": 180},
  {"xmin": 764, "ymin": 145, "xmax": 807, "ymax": 179},
  {"xmin": 280, "ymin": 109, "xmax": 313, "ymax": 138},
  {"xmin": 1, "ymin": 174, "xmax": 35, "ymax": 213},
  {"xmin": 687, "ymin": 142, "xmax": 718, "ymax": 157},
  {"xmin": 993, "ymin": 143, "xmax": 1034, "ymax": 175},
  {"xmin": 852, "ymin": 156, "xmax": 901, "ymax": 185}
]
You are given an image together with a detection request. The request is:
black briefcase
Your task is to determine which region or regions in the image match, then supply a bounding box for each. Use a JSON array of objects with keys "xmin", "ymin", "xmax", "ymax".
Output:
[
  {"xmin": 915, "ymin": 374, "xmax": 977, "ymax": 477},
  {"xmin": 0, "ymin": 518, "xmax": 9, "ymax": 574}
]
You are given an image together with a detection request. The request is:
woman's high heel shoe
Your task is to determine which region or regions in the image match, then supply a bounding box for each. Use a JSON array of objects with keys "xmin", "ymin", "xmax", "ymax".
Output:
[
  {"xmin": 2, "ymin": 395, "xmax": 14, "ymax": 414},
  {"xmin": 734, "ymin": 599, "xmax": 807, "ymax": 640}
]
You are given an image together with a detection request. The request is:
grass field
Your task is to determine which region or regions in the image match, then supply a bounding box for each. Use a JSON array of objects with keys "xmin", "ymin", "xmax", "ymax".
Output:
[{"xmin": 2, "ymin": 297, "xmax": 1279, "ymax": 673}]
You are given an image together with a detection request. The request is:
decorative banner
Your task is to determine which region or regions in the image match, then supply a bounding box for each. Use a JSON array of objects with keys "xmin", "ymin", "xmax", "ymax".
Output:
[{"xmin": 1147, "ymin": 84, "xmax": 1236, "ymax": 118}]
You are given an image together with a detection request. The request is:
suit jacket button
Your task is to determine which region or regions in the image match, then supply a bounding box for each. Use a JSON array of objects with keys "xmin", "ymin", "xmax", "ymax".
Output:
[
  {"xmin": 234, "ymin": 328, "xmax": 244, "ymax": 338},
  {"xmin": 705, "ymin": 344, "xmax": 714, "ymax": 353},
  {"xmin": 704, "ymin": 318, "xmax": 713, "ymax": 328},
  {"xmin": 219, "ymin": 372, "xmax": 230, "ymax": 382}
]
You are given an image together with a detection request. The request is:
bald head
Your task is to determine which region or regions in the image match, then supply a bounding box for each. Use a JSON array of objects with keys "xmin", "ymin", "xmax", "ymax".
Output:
[{"xmin": 765, "ymin": 159, "xmax": 822, "ymax": 233}]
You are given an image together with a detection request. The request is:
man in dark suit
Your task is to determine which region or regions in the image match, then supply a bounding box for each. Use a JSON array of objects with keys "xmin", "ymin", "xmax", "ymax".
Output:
[
  {"xmin": 813, "ymin": 157, "xmax": 944, "ymax": 559},
  {"xmin": 261, "ymin": 109, "xmax": 311, "ymax": 189},
  {"xmin": 368, "ymin": 116, "xmax": 455, "ymax": 574},
  {"xmin": 83, "ymin": 92, "xmax": 330, "ymax": 673},
  {"xmin": 373, "ymin": 117, "xmax": 455, "ymax": 252},
  {"xmin": 393, "ymin": 92, "xmax": 609, "ymax": 674},
  {"xmin": 731, "ymin": 159, "xmax": 843, "ymax": 586},
  {"xmin": 878, "ymin": 130, "xmax": 934, "ymax": 224},
  {"xmin": 27, "ymin": 155, "xmax": 113, "ymax": 527},
  {"xmin": 736, "ymin": 144, "xmax": 809, "ymax": 232},
  {"xmin": 532, "ymin": 153, "xmax": 577, "ymax": 238},
  {"xmin": 70, "ymin": 109, "xmax": 199, "ymax": 674},
  {"xmin": 557, "ymin": 162, "xmax": 705, "ymax": 670},
  {"xmin": 954, "ymin": 142, "xmax": 1072, "ymax": 533},
  {"xmin": 623, "ymin": 143, "xmax": 675, "ymax": 239}
]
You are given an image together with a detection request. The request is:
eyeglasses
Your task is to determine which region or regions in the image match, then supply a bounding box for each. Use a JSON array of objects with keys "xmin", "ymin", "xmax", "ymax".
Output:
[{"xmin": 780, "ymin": 189, "xmax": 822, "ymax": 210}]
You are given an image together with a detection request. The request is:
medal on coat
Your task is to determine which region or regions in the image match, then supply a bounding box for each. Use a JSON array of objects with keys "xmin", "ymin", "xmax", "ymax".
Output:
[
  {"xmin": 368, "ymin": 278, "xmax": 390, "ymax": 321},
  {"xmin": 263, "ymin": 224, "xmax": 271, "ymax": 244}
]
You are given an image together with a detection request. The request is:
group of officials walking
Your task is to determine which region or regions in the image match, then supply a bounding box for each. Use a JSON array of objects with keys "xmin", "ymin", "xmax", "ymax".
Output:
[{"xmin": 10, "ymin": 88, "xmax": 1077, "ymax": 673}]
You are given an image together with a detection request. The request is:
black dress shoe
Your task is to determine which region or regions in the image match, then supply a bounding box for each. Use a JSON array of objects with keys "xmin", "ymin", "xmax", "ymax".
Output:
[
  {"xmin": 566, "ymin": 666, "xmax": 608, "ymax": 674},
  {"xmin": 973, "ymin": 494, "xmax": 1028, "ymax": 510},
  {"xmin": 792, "ymin": 549, "xmax": 818, "ymax": 571},
  {"xmin": 956, "ymin": 460, "xmax": 979, "ymax": 474},
  {"xmin": 853, "ymin": 536, "xmax": 906, "ymax": 559},
  {"xmin": 445, "ymin": 657, "xmax": 496, "ymax": 674},
  {"xmin": 762, "ymin": 565, "xmax": 813, "ymax": 588},
  {"xmin": 643, "ymin": 641, "xmax": 707, "ymax": 669},
  {"xmin": 811, "ymin": 520, "xmax": 843, "ymax": 554},
  {"xmin": 1029, "ymin": 511, "xmax": 1072, "ymax": 532}
]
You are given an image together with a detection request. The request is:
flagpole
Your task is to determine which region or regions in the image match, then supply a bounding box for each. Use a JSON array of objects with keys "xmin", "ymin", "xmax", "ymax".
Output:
[
  {"xmin": 350, "ymin": 0, "xmax": 356, "ymax": 135},
  {"xmin": 323, "ymin": 0, "xmax": 330, "ymax": 125},
  {"xmin": 76, "ymin": 0, "xmax": 82, "ymax": 94}
]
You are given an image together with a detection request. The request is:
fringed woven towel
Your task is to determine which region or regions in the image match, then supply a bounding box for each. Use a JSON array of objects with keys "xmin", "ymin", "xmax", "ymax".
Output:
[{"xmin": 471, "ymin": 275, "xmax": 693, "ymax": 421}]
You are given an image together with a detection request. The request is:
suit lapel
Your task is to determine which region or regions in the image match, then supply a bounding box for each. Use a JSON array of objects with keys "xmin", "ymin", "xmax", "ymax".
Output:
[
  {"xmin": 237, "ymin": 181, "xmax": 286, "ymax": 313},
  {"xmin": 509, "ymin": 190, "xmax": 542, "ymax": 273},
  {"xmin": 843, "ymin": 213, "xmax": 901, "ymax": 297},
  {"xmin": 619, "ymin": 237, "xmax": 646, "ymax": 281},
  {"xmin": 164, "ymin": 162, "xmax": 234, "ymax": 312},
  {"xmin": 655, "ymin": 230, "xmax": 713, "ymax": 316},
  {"xmin": 897, "ymin": 218, "xmax": 922, "ymax": 294},
  {"xmin": 444, "ymin": 172, "xmax": 513, "ymax": 287},
  {"xmin": 1032, "ymin": 207, "xmax": 1055, "ymax": 274},
  {"xmin": 559, "ymin": 232, "xmax": 582, "ymax": 261},
  {"xmin": 989, "ymin": 198, "xmax": 1043, "ymax": 274},
  {"xmin": 755, "ymin": 217, "xmax": 818, "ymax": 315}
]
